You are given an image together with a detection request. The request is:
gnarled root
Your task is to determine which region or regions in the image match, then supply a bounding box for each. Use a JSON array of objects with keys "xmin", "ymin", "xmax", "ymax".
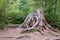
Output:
[{"xmin": 21, "ymin": 9, "xmax": 60, "ymax": 36}]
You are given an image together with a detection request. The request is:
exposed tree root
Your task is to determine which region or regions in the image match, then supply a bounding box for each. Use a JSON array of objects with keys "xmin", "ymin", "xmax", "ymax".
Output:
[{"xmin": 20, "ymin": 9, "xmax": 60, "ymax": 36}]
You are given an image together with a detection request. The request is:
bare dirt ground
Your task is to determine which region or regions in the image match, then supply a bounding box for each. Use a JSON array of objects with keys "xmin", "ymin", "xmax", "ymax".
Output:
[{"xmin": 0, "ymin": 27, "xmax": 60, "ymax": 40}]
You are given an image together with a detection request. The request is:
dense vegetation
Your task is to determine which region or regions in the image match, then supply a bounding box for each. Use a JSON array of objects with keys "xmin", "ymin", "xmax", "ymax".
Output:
[
  {"xmin": 0, "ymin": 0, "xmax": 6, "ymax": 29},
  {"xmin": 0, "ymin": 0, "xmax": 60, "ymax": 29}
]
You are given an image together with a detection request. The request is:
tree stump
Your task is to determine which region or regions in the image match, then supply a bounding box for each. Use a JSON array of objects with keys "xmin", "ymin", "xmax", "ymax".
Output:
[{"xmin": 20, "ymin": 9, "xmax": 60, "ymax": 36}]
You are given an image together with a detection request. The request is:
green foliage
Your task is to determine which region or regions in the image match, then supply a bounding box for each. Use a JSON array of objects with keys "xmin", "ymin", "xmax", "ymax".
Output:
[
  {"xmin": 6, "ymin": 0, "xmax": 39, "ymax": 24},
  {"xmin": 44, "ymin": 0, "xmax": 60, "ymax": 29},
  {"xmin": 0, "ymin": 0, "xmax": 38, "ymax": 29},
  {"xmin": 0, "ymin": 0, "xmax": 6, "ymax": 29},
  {"xmin": 0, "ymin": 0, "xmax": 60, "ymax": 29},
  {"xmin": 6, "ymin": 13, "xmax": 25, "ymax": 24},
  {"xmin": 7, "ymin": 0, "xmax": 36, "ymax": 14}
]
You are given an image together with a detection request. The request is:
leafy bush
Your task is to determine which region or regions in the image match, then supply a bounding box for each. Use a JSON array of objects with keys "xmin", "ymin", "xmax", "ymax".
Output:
[
  {"xmin": 0, "ymin": 0, "xmax": 60, "ymax": 29},
  {"xmin": 6, "ymin": 13, "xmax": 26, "ymax": 24},
  {"xmin": 0, "ymin": 0, "xmax": 6, "ymax": 29},
  {"xmin": 45, "ymin": 12, "xmax": 60, "ymax": 28},
  {"xmin": 44, "ymin": 0, "xmax": 60, "ymax": 29},
  {"xmin": 6, "ymin": 0, "xmax": 38, "ymax": 24}
]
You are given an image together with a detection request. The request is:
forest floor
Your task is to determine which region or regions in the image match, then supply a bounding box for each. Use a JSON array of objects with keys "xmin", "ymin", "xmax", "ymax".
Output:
[{"xmin": 0, "ymin": 27, "xmax": 60, "ymax": 40}]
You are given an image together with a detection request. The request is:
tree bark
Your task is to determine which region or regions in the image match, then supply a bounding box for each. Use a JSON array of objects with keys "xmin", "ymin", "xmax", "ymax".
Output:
[{"xmin": 20, "ymin": 9, "xmax": 60, "ymax": 36}]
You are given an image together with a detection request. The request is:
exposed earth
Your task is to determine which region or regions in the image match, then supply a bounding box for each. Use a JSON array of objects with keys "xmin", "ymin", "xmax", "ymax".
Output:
[{"xmin": 0, "ymin": 27, "xmax": 60, "ymax": 40}]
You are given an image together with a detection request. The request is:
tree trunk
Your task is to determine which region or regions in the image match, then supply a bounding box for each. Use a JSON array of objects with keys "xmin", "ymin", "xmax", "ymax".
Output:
[{"xmin": 20, "ymin": 9, "xmax": 60, "ymax": 36}]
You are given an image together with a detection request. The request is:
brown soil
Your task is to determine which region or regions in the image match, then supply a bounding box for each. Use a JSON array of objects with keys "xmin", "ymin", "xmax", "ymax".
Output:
[{"xmin": 0, "ymin": 27, "xmax": 60, "ymax": 40}]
